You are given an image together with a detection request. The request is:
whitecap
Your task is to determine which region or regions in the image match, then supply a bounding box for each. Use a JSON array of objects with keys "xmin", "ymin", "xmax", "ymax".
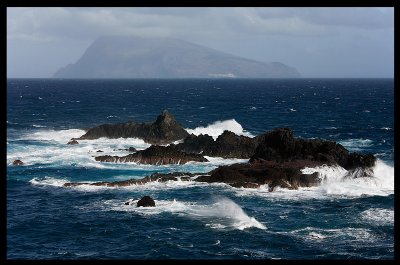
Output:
[
  {"xmin": 338, "ymin": 138, "xmax": 373, "ymax": 151},
  {"xmin": 360, "ymin": 208, "xmax": 394, "ymax": 226},
  {"xmin": 29, "ymin": 176, "xmax": 69, "ymax": 187}
]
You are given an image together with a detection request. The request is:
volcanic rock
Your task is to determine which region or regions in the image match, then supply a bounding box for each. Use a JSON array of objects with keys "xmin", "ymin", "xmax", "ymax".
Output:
[
  {"xmin": 12, "ymin": 159, "xmax": 24, "ymax": 166},
  {"xmin": 175, "ymin": 130, "xmax": 258, "ymax": 158},
  {"xmin": 95, "ymin": 145, "xmax": 208, "ymax": 165},
  {"xmin": 137, "ymin": 196, "xmax": 155, "ymax": 207},
  {"xmin": 79, "ymin": 110, "xmax": 189, "ymax": 145}
]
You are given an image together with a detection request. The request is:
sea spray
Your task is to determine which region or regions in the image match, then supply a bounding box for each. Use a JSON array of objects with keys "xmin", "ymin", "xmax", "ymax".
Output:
[
  {"xmin": 186, "ymin": 119, "xmax": 254, "ymax": 139},
  {"xmin": 189, "ymin": 196, "xmax": 266, "ymax": 230}
]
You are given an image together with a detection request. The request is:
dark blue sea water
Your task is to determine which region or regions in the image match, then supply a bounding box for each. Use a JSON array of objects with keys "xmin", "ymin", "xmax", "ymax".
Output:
[{"xmin": 7, "ymin": 78, "xmax": 394, "ymax": 259}]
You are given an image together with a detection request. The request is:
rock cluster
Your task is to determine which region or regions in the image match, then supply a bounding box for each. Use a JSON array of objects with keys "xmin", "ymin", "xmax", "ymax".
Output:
[
  {"xmin": 66, "ymin": 111, "xmax": 377, "ymax": 191},
  {"xmin": 79, "ymin": 110, "xmax": 189, "ymax": 145}
]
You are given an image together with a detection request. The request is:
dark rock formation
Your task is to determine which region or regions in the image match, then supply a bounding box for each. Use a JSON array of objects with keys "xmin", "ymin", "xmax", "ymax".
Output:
[
  {"xmin": 195, "ymin": 160, "xmax": 323, "ymax": 190},
  {"xmin": 137, "ymin": 196, "xmax": 155, "ymax": 207},
  {"xmin": 79, "ymin": 110, "xmax": 189, "ymax": 145},
  {"xmin": 250, "ymin": 128, "xmax": 376, "ymax": 170},
  {"xmin": 95, "ymin": 145, "xmax": 208, "ymax": 165},
  {"xmin": 175, "ymin": 130, "xmax": 258, "ymax": 158},
  {"xmin": 175, "ymin": 133, "xmax": 215, "ymax": 154},
  {"xmin": 12, "ymin": 159, "xmax": 24, "ymax": 166},
  {"xmin": 96, "ymin": 150, "xmax": 103, "ymax": 153},
  {"xmin": 67, "ymin": 139, "xmax": 79, "ymax": 145},
  {"xmin": 127, "ymin": 147, "xmax": 137, "ymax": 152},
  {"xmin": 65, "ymin": 127, "xmax": 376, "ymax": 191},
  {"xmin": 113, "ymin": 147, "xmax": 137, "ymax": 152}
]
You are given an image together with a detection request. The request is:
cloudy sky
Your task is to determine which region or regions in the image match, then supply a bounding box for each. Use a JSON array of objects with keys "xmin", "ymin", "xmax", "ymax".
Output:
[{"xmin": 7, "ymin": 7, "xmax": 394, "ymax": 78}]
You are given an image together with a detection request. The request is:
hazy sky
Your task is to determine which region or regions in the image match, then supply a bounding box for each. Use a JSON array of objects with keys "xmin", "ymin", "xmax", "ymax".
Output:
[{"xmin": 7, "ymin": 7, "xmax": 394, "ymax": 78}]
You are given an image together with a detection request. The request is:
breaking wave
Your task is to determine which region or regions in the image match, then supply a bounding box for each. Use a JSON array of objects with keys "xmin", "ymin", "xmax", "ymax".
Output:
[
  {"xmin": 234, "ymin": 159, "xmax": 394, "ymax": 199},
  {"xmin": 109, "ymin": 196, "xmax": 266, "ymax": 230},
  {"xmin": 185, "ymin": 119, "xmax": 254, "ymax": 139}
]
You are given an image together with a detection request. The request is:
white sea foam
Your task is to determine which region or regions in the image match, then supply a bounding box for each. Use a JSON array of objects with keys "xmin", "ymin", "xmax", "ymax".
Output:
[
  {"xmin": 29, "ymin": 176, "xmax": 69, "ymax": 187},
  {"xmin": 8, "ymin": 129, "xmax": 151, "ymax": 167},
  {"xmin": 287, "ymin": 227, "xmax": 374, "ymax": 241},
  {"xmin": 18, "ymin": 129, "xmax": 85, "ymax": 143},
  {"xmin": 234, "ymin": 159, "xmax": 394, "ymax": 199},
  {"xmin": 360, "ymin": 208, "xmax": 394, "ymax": 226},
  {"xmin": 109, "ymin": 196, "xmax": 266, "ymax": 230},
  {"xmin": 185, "ymin": 119, "xmax": 254, "ymax": 139}
]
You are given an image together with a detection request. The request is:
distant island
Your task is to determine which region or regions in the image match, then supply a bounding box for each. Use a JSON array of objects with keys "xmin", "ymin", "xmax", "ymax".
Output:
[{"xmin": 53, "ymin": 35, "xmax": 301, "ymax": 78}]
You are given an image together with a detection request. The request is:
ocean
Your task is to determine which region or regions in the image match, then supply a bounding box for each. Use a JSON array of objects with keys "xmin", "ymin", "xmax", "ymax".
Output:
[{"xmin": 7, "ymin": 78, "xmax": 394, "ymax": 259}]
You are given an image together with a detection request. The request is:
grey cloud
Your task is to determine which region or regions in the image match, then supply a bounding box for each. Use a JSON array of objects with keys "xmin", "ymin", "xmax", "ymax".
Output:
[{"xmin": 7, "ymin": 7, "xmax": 394, "ymax": 78}]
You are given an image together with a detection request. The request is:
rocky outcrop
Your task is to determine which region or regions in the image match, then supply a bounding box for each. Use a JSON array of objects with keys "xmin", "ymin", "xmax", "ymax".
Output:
[
  {"xmin": 67, "ymin": 139, "xmax": 79, "ymax": 145},
  {"xmin": 193, "ymin": 128, "xmax": 376, "ymax": 190},
  {"xmin": 250, "ymin": 128, "xmax": 376, "ymax": 169},
  {"xmin": 12, "ymin": 159, "xmax": 24, "ymax": 166},
  {"xmin": 79, "ymin": 110, "xmax": 189, "ymax": 145},
  {"xmin": 95, "ymin": 145, "xmax": 208, "ymax": 165},
  {"xmin": 137, "ymin": 196, "xmax": 155, "ymax": 207},
  {"xmin": 195, "ymin": 160, "xmax": 322, "ymax": 190},
  {"xmin": 175, "ymin": 130, "xmax": 258, "ymax": 158},
  {"xmin": 65, "ymin": 127, "xmax": 376, "ymax": 191}
]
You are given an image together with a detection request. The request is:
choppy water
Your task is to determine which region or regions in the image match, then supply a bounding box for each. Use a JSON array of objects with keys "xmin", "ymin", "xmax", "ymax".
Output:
[{"xmin": 7, "ymin": 78, "xmax": 394, "ymax": 259}]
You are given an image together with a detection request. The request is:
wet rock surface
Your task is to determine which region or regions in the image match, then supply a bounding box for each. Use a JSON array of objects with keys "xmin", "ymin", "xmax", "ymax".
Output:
[{"xmin": 137, "ymin": 196, "xmax": 156, "ymax": 207}]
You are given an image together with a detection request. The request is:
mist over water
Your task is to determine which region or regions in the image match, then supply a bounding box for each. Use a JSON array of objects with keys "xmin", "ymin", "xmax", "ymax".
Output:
[{"xmin": 7, "ymin": 78, "xmax": 394, "ymax": 259}]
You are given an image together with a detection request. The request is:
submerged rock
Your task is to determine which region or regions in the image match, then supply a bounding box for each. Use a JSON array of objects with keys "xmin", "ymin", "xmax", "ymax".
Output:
[
  {"xmin": 95, "ymin": 145, "xmax": 208, "ymax": 165},
  {"xmin": 67, "ymin": 139, "xmax": 79, "ymax": 145},
  {"xmin": 79, "ymin": 110, "xmax": 189, "ymax": 145},
  {"xmin": 137, "ymin": 196, "xmax": 155, "ymax": 207},
  {"xmin": 12, "ymin": 159, "xmax": 24, "ymax": 166}
]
